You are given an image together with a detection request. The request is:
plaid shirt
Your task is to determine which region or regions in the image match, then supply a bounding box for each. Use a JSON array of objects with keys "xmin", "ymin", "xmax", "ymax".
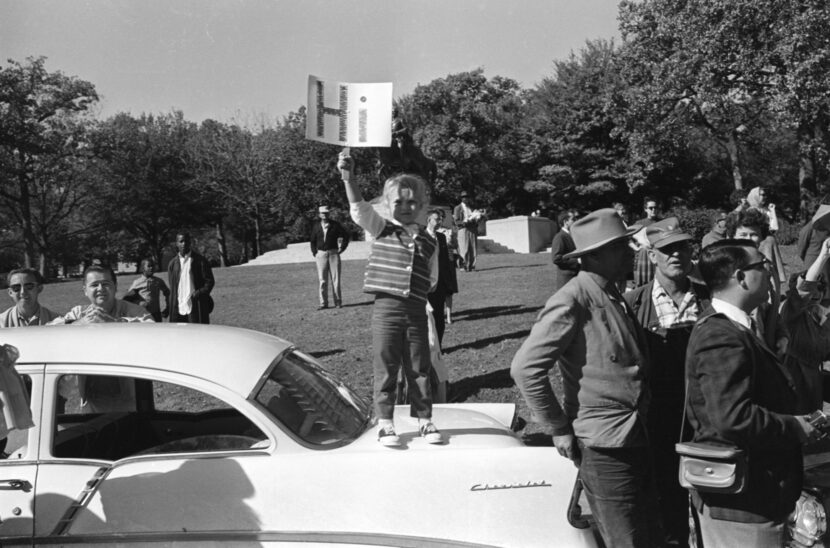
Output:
[{"xmin": 651, "ymin": 277, "xmax": 700, "ymax": 328}]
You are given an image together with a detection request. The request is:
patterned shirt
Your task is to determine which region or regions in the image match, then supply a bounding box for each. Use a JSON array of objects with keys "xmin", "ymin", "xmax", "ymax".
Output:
[{"xmin": 651, "ymin": 277, "xmax": 700, "ymax": 328}]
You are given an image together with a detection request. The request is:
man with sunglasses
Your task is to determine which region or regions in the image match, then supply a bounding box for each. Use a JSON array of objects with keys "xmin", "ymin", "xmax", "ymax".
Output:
[
  {"xmin": 684, "ymin": 239, "xmax": 819, "ymax": 546},
  {"xmin": 633, "ymin": 198, "xmax": 661, "ymax": 287},
  {"xmin": 0, "ymin": 268, "xmax": 58, "ymax": 327},
  {"xmin": 625, "ymin": 218, "xmax": 709, "ymax": 547}
]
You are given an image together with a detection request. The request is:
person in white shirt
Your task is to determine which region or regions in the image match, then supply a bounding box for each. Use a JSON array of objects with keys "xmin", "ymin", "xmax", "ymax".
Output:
[{"xmin": 167, "ymin": 232, "xmax": 215, "ymax": 324}]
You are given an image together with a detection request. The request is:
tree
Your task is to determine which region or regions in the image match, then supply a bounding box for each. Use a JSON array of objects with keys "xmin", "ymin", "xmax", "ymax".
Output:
[
  {"xmin": 617, "ymin": 1, "xmax": 789, "ymax": 192},
  {"xmin": 91, "ymin": 112, "xmax": 209, "ymax": 266},
  {"xmin": 522, "ymin": 40, "xmax": 635, "ymax": 211},
  {"xmin": 0, "ymin": 56, "xmax": 98, "ymax": 271},
  {"xmin": 395, "ymin": 70, "xmax": 530, "ymax": 213}
]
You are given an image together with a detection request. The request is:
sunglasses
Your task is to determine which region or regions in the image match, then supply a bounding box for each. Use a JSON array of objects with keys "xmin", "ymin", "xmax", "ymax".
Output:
[
  {"xmin": 10, "ymin": 283, "xmax": 37, "ymax": 293},
  {"xmin": 740, "ymin": 259, "xmax": 771, "ymax": 272}
]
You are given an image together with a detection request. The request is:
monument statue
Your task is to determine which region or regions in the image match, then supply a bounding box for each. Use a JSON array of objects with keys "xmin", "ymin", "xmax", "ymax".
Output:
[{"xmin": 377, "ymin": 114, "xmax": 437, "ymax": 185}]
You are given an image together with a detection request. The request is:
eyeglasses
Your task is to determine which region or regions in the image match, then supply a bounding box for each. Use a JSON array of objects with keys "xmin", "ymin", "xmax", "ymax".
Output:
[
  {"xmin": 740, "ymin": 259, "xmax": 772, "ymax": 272},
  {"xmin": 10, "ymin": 283, "xmax": 36, "ymax": 293}
]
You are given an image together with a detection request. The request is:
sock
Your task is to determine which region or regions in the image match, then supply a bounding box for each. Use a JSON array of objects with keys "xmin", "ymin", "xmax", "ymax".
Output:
[{"xmin": 378, "ymin": 419, "xmax": 394, "ymax": 430}]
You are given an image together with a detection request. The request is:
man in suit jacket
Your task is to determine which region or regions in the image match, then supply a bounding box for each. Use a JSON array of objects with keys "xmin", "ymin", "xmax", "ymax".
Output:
[
  {"xmin": 550, "ymin": 210, "xmax": 579, "ymax": 293},
  {"xmin": 685, "ymin": 239, "xmax": 818, "ymax": 546},
  {"xmin": 309, "ymin": 205, "xmax": 350, "ymax": 309},
  {"xmin": 168, "ymin": 232, "xmax": 215, "ymax": 324},
  {"xmin": 511, "ymin": 208, "xmax": 658, "ymax": 548},
  {"xmin": 426, "ymin": 209, "xmax": 457, "ymax": 345},
  {"xmin": 453, "ymin": 191, "xmax": 478, "ymax": 271}
]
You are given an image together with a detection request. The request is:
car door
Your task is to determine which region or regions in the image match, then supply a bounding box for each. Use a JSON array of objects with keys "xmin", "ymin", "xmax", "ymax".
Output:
[
  {"xmin": 0, "ymin": 368, "xmax": 41, "ymax": 547},
  {"xmin": 33, "ymin": 365, "xmax": 278, "ymax": 545}
]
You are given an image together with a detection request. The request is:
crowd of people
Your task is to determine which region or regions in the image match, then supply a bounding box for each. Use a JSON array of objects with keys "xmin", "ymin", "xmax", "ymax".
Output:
[
  {"xmin": 0, "ymin": 231, "xmax": 214, "ymax": 329},
  {"xmin": 517, "ymin": 191, "xmax": 830, "ymax": 547}
]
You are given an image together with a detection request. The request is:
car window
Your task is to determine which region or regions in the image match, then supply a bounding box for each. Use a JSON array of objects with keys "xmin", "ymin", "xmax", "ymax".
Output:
[
  {"xmin": 53, "ymin": 374, "xmax": 267, "ymax": 460},
  {"xmin": 254, "ymin": 351, "xmax": 370, "ymax": 447}
]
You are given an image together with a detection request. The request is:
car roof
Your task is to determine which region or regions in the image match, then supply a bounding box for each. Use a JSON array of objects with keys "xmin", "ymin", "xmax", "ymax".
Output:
[{"xmin": 2, "ymin": 323, "xmax": 293, "ymax": 398}]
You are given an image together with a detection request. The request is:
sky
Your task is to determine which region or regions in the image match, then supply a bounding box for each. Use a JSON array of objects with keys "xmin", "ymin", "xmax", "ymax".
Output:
[{"xmin": 0, "ymin": 0, "xmax": 621, "ymax": 124}]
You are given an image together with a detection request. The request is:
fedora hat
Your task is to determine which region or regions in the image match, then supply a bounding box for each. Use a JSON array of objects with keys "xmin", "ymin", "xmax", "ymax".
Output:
[
  {"xmin": 646, "ymin": 217, "xmax": 693, "ymax": 250},
  {"xmin": 564, "ymin": 208, "xmax": 639, "ymax": 259},
  {"xmin": 813, "ymin": 204, "xmax": 830, "ymax": 232},
  {"xmin": 318, "ymin": 205, "xmax": 330, "ymax": 214}
]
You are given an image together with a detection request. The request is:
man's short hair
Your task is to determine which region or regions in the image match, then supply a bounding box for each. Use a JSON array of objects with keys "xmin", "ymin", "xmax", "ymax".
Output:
[
  {"xmin": 643, "ymin": 196, "xmax": 657, "ymax": 207},
  {"xmin": 83, "ymin": 264, "xmax": 117, "ymax": 285},
  {"xmin": 726, "ymin": 208, "xmax": 769, "ymax": 239},
  {"xmin": 427, "ymin": 208, "xmax": 443, "ymax": 218},
  {"xmin": 698, "ymin": 239, "xmax": 757, "ymax": 292},
  {"xmin": 7, "ymin": 268, "xmax": 44, "ymax": 286},
  {"xmin": 557, "ymin": 210, "xmax": 576, "ymax": 226}
]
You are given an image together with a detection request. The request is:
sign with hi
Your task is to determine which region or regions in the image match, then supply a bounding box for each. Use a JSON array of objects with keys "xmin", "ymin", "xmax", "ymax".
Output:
[{"xmin": 305, "ymin": 75, "xmax": 393, "ymax": 147}]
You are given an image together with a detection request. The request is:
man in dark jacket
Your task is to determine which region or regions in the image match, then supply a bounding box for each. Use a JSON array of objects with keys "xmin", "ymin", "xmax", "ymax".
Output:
[
  {"xmin": 685, "ymin": 239, "xmax": 818, "ymax": 546},
  {"xmin": 310, "ymin": 205, "xmax": 350, "ymax": 309},
  {"xmin": 425, "ymin": 209, "xmax": 457, "ymax": 345},
  {"xmin": 168, "ymin": 232, "xmax": 215, "ymax": 324},
  {"xmin": 625, "ymin": 217, "xmax": 709, "ymax": 547},
  {"xmin": 550, "ymin": 210, "xmax": 579, "ymax": 293}
]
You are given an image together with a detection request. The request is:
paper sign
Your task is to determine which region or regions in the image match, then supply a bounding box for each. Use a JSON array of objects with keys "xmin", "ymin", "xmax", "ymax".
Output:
[{"xmin": 305, "ymin": 75, "xmax": 393, "ymax": 147}]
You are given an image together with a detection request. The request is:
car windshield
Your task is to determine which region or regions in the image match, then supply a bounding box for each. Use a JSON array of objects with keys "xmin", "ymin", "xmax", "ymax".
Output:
[{"xmin": 254, "ymin": 350, "xmax": 371, "ymax": 447}]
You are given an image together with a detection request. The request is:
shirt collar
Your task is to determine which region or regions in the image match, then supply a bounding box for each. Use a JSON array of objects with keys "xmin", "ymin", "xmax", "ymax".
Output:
[
  {"xmin": 389, "ymin": 218, "xmax": 420, "ymax": 236},
  {"xmin": 711, "ymin": 298, "xmax": 752, "ymax": 330}
]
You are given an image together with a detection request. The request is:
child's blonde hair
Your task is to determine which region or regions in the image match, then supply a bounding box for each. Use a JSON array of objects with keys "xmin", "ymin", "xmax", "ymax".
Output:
[{"xmin": 382, "ymin": 173, "xmax": 430, "ymax": 214}]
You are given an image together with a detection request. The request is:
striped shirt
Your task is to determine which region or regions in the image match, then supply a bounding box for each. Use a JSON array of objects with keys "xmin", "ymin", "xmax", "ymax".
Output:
[{"xmin": 351, "ymin": 200, "xmax": 437, "ymax": 302}]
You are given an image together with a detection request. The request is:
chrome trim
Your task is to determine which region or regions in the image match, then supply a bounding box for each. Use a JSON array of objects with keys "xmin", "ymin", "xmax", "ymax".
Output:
[{"xmin": 3, "ymin": 529, "xmax": 501, "ymax": 547}]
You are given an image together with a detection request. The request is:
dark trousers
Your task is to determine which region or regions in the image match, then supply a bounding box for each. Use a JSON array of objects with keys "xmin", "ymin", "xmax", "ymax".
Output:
[
  {"xmin": 427, "ymin": 291, "xmax": 446, "ymax": 346},
  {"xmin": 371, "ymin": 295, "xmax": 432, "ymax": 420},
  {"xmin": 578, "ymin": 442, "xmax": 661, "ymax": 548}
]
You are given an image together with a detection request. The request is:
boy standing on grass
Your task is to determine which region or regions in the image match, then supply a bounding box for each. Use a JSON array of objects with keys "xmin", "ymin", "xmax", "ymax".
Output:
[
  {"xmin": 126, "ymin": 258, "xmax": 170, "ymax": 322},
  {"xmin": 337, "ymin": 151, "xmax": 442, "ymax": 447}
]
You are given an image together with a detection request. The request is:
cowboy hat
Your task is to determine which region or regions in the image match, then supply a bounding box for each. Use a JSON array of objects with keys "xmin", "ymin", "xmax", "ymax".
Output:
[{"xmin": 564, "ymin": 208, "xmax": 639, "ymax": 259}]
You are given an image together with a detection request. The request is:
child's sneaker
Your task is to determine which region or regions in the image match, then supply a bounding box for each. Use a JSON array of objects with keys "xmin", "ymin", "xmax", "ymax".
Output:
[
  {"xmin": 420, "ymin": 422, "xmax": 443, "ymax": 444},
  {"xmin": 378, "ymin": 425, "xmax": 401, "ymax": 447}
]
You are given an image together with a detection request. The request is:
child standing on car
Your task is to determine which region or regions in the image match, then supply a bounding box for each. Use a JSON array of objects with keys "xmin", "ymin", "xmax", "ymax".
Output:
[{"xmin": 337, "ymin": 151, "xmax": 442, "ymax": 447}]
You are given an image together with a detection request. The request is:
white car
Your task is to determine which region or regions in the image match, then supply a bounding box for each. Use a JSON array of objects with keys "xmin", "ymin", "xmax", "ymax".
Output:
[{"xmin": 0, "ymin": 324, "xmax": 598, "ymax": 547}]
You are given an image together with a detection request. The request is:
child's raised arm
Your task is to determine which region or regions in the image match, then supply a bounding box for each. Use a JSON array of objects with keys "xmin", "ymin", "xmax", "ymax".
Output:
[{"xmin": 337, "ymin": 150, "xmax": 363, "ymax": 204}]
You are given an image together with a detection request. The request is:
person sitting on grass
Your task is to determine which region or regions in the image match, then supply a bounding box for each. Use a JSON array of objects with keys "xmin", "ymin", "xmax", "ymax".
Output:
[
  {"xmin": 49, "ymin": 265, "xmax": 154, "ymax": 325},
  {"xmin": 337, "ymin": 150, "xmax": 442, "ymax": 447}
]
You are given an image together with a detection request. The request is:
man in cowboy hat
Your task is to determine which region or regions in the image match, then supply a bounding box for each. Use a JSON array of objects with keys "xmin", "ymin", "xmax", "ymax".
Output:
[
  {"xmin": 511, "ymin": 208, "xmax": 658, "ymax": 547},
  {"xmin": 310, "ymin": 205, "xmax": 350, "ymax": 309},
  {"xmin": 625, "ymin": 217, "xmax": 710, "ymax": 547}
]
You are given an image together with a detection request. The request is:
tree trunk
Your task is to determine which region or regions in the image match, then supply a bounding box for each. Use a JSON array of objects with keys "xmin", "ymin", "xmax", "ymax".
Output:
[
  {"xmin": 17, "ymin": 168, "xmax": 36, "ymax": 268},
  {"xmin": 253, "ymin": 216, "xmax": 262, "ymax": 258},
  {"xmin": 215, "ymin": 221, "xmax": 229, "ymax": 267},
  {"xmin": 724, "ymin": 132, "xmax": 744, "ymax": 191},
  {"xmin": 38, "ymin": 250, "xmax": 47, "ymax": 279}
]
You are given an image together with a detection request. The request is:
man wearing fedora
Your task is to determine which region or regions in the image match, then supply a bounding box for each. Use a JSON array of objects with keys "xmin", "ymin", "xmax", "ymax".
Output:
[
  {"xmin": 310, "ymin": 205, "xmax": 350, "ymax": 310},
  {"xmin": 511, "ymin": 208, "xmax": 657, "ymax": 548},
  {"xmin": 625, "ymin": 217, "xmax": 710, "ymax": 547},
  {"xmin": 454, "ymin": 191, "xmax": 479, "ymax": 272}
]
